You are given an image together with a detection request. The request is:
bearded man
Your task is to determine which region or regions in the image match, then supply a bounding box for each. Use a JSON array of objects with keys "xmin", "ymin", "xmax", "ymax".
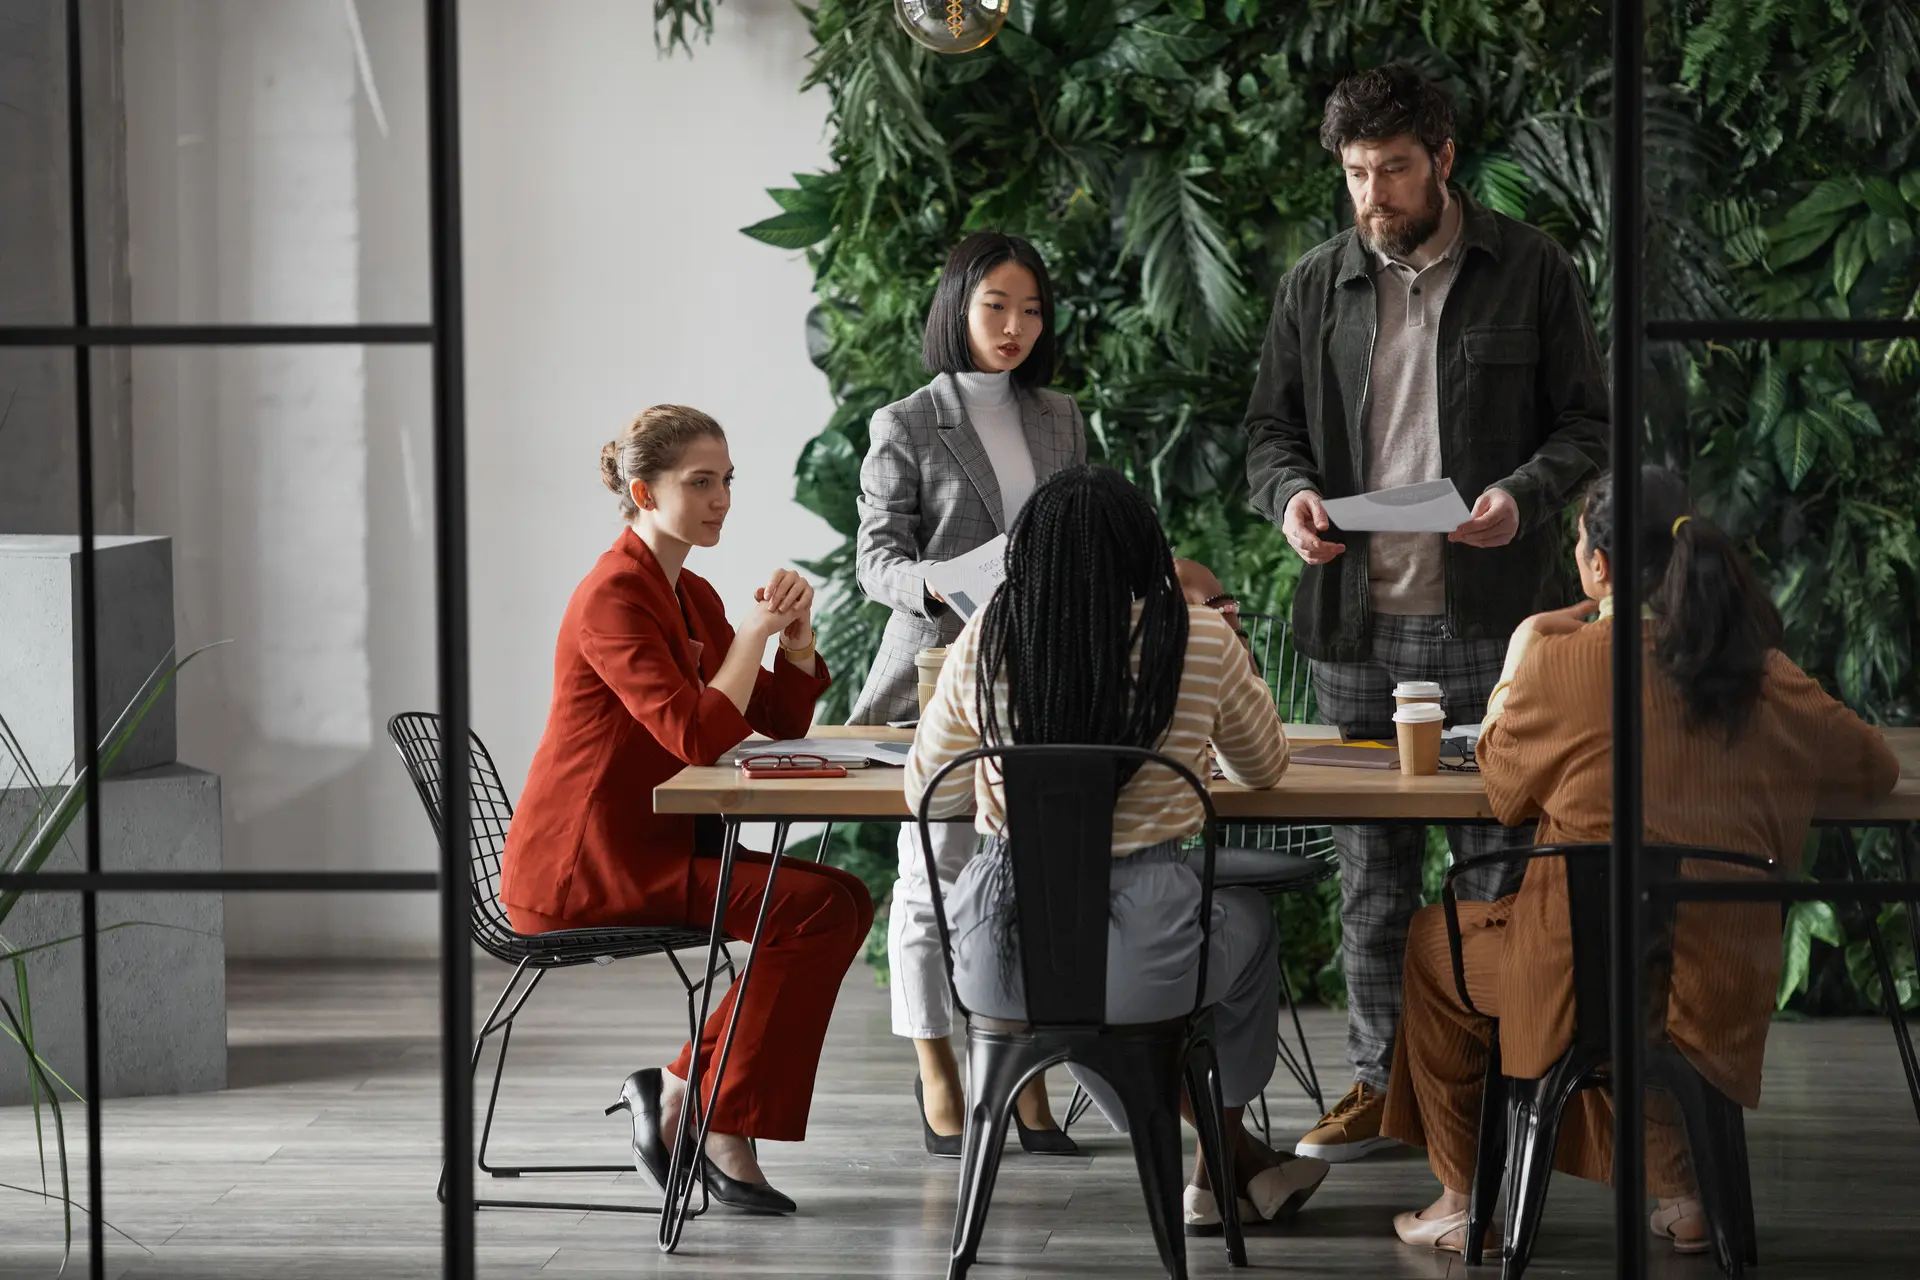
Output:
[{"xmin": 1243, "ymin": 63, "xmax": 1608, "ymax": 1163}]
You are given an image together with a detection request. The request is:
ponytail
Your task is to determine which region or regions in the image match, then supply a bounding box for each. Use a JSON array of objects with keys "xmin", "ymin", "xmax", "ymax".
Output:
[{"xmin": 1582, "ymin": 468, "xmax": 1782, "ymax": 739}]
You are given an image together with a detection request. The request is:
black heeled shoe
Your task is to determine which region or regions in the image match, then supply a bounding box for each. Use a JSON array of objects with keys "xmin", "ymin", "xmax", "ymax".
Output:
[
  {"xmin": 1014, "ymin": 1110, "xmax": 1083, "ymax": 1157},
  {"xmin": 916, "ymin": 1077, "xmax": 963, "ymax": 1159},
  {"xmin": 700, "ymin": 1160, "xmax": 797, "ymax": 1215},
  {"xmin": 606, "ymin": 1068, "xmax": 797, "ymax": 1215},
  {"xmin": 607, "ymin": 1068, "xmax": 673, "ymax": 1190}
]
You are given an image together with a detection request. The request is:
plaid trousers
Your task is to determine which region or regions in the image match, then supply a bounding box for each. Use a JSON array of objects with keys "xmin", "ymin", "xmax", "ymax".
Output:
[{"xmin": 1310, "ymin": 614, "xmax": 1534, "ymax": 1091}]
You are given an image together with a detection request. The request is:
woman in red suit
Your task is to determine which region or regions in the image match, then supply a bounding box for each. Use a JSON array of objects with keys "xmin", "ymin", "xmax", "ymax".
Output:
[{"xmin": 501, "ymin": 404, "xmax": 874, "ymax": 1215}]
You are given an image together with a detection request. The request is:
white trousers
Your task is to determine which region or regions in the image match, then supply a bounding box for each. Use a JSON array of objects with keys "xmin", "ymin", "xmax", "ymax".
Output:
[{"xmin": 889, "ymin": 821, "xmax": 979, "ymax": 1039}]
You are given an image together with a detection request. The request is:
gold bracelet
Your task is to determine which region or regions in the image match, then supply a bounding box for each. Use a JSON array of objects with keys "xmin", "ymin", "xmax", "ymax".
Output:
[{"xmin": 779, "ymin": 630, "xmax": 817, "ymax": 661}]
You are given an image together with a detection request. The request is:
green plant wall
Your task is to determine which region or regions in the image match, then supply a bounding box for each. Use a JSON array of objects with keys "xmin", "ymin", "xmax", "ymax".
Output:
[{"xmin": 659, "ymin": 0, "xmax": 1920, "ymax": 1010}]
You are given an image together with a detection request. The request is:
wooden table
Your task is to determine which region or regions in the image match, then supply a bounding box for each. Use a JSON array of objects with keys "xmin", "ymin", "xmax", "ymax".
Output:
[
  {"xmin": 652, "ymin": 726, "xmax": 1920, "ymax": 1192},
  {"xmin": 656, "ymin": 725, "xmax": 1920, "ymax": 825}
]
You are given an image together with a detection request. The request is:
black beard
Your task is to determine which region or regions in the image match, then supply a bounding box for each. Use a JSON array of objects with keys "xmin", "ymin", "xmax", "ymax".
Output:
[{"xmin": 1358, "ymin": 174, "xmax": 1445, "ymax": 258}]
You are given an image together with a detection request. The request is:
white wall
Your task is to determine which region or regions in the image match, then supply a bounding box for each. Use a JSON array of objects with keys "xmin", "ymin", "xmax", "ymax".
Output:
[{"xmin": 125, "ymin": 0, "xmax": 836, "ymax": 956}]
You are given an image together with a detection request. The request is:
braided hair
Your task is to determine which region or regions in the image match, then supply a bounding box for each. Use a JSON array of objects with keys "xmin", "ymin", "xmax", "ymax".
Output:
[{"xmin": 974, "ymin": 466, "xmax": 1189, "ymax": 784}]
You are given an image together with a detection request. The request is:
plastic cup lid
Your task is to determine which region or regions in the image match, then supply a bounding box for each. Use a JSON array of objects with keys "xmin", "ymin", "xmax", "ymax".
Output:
[
  {"xmin": 1392, "ymin": 702, "xmax": 1447, "ymax": 724},
  {"xmin": 1394, "ymin": 681, "xmax": 1443, "ymax": 697}
]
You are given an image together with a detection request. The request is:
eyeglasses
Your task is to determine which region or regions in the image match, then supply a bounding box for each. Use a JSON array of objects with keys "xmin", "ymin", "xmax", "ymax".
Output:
[
  {"xmin": 1437, "ymin": 740, "xmax": 1480, "ymax": 773},
  {"xmin": 737, "ymin": 753, "xmax": 829, "ymax": 770}
]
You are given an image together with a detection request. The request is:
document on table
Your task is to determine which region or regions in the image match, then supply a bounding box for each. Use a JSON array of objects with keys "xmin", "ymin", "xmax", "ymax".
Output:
[
  {"xmin": 717, "ymin": 738, "xmax": 909, "ymax": 768},
  {"xmin": 1322, "ymin": 479, "xmax": 1472, "ymax": 533},
  {"xmin": 925, "ymin": 534, "xmax": 1007, "ymax": 621}
]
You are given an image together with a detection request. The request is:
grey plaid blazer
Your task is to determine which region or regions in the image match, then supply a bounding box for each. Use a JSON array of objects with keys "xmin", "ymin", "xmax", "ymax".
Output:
[{"xmin": 846, "ymin": 373, "xmax": 1087, "ymax": 726}]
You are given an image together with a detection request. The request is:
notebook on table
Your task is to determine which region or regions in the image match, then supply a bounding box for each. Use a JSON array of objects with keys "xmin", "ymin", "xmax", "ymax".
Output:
[{"xmin": 1290, "ymin": 742, "xmax": 1401, "ymax": 770}]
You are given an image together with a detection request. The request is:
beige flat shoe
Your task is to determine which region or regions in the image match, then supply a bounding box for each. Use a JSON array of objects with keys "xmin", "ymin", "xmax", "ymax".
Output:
[
  {"xmin": 1393, "ymin": 1206, "xmax": 1471, "ymax": 1254},
  {"xmin": 1183, "ymin": 1185, "xmax": 1257, "ymax": 1237},
  {"xmin": 1245, "ymin": 1155, "xmax": 1330, "ymax": 1222},
  {"xmin": 1649, "ymin": 1199, "xmax": 1710, "ymax": 1255}
]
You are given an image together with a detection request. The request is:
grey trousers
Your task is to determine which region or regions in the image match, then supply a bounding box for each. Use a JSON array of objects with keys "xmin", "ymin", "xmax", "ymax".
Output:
[
  {"xmin": 949, "ymin": 838, "xmax": 1279, "ymax": 1131},
  {"xmin": 1310, "ymin": 614, "xmax": 1532, "ymax": 1091}
]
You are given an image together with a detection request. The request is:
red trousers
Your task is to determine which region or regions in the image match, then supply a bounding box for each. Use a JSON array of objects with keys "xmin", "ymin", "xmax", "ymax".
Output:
[{"xmin": 509, "ymin": 850, "xmax": 873, "ymax": 1141}]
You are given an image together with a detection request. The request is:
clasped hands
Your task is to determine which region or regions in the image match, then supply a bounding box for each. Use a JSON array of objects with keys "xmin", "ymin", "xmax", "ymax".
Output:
[
  {"xmin": 750, "ymin": 568, "xmax": 814, "ymax": 649},
  {"xmin": 1281, "ymin": 486, "xmax": 1520, "ymax": 565}
]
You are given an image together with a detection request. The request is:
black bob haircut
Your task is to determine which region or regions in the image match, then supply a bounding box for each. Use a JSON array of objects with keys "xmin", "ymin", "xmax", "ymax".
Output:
[
  {"xmin": 1319, "ymin": 62, "xmax": 1455, "ymax": 161},
  {"xmin": 921, "ymin": 231, "xmax": 1058, "ymax": 390}
]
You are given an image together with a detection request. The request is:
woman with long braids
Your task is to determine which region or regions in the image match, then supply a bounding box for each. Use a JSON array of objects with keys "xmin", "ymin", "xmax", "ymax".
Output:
[
  {"xmin": 905, "ymin": 466, "xmax": 1334, "ymax": 1230},
  {"xmin": 850, "ymin": 231, "xmax": 1087, "ymax": 1156},
  {"xmin": 1382, "ymin": 466, "xmax": 1898, "ymax": 1256}
]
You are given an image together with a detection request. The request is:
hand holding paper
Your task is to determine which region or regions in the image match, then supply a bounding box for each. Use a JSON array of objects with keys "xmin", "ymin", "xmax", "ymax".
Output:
[
  {"xmin": 925, "ymin": 535, "xmax": 1008, "ymax": 621},
  {"xmin": 1447, "ymin": 486, "xmax": 1521, "ymax": 548}
]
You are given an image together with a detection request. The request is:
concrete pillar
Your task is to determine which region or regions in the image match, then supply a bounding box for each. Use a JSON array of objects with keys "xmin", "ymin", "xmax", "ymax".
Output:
[{"xmin": 0, "ymin": 0, "xmax": 134, "ymax": 536}]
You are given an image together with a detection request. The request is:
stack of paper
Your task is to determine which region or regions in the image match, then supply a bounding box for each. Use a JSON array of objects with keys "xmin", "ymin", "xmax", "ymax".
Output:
[{"xmin": 716, "ymin": 738, "xmax": 909, "ymax": 768}]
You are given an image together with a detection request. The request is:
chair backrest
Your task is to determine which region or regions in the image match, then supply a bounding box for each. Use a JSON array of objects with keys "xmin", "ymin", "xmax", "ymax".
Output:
[
  {"xmin": 916, "ymin": 743, "xmax": 1219, "ymax": 1028},
  {"xmin": 1216, "ymin": 612, "xmax": 1333, "ymax": 859},
  {"xmin": 1444, "ymin": 842, "xmax": 1778, "ymax": 1054},
  {"xmin": 387, "ymin": 711, "xmax": 519, "ymax": 955},
  {"xmin": 1236, "ymin": 612, "xmax": 1314, "ymax": 723}
]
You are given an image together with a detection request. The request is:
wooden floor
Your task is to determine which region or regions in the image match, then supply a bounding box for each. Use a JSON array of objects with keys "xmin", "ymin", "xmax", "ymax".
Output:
[{"xmin": 1, "ymin": 957, "xmax": 1915, "ymax": 1278}]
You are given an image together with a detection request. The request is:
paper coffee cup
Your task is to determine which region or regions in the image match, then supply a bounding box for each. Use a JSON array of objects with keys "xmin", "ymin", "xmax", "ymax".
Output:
[
  {"xmin": 917, "ymin": 681, "xmax": 940, "ymax": 714},
  {"xmin": 1393, "ymin": 701, "xmax": 1446, "ymax": 776},
  {"xmin": 1394, "ymin": 679, "xmax": 1444, "ymax": 709}
]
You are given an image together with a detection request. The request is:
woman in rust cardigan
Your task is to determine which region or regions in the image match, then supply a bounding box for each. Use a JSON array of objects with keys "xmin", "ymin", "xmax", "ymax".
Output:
[
  {"xmin": 1383, "ymin": 466, "xmax": 1899, "ymax": 1255},
  {"xmin": 501, "ymin": 405, "xmax": 874, "ymax": 1216}
]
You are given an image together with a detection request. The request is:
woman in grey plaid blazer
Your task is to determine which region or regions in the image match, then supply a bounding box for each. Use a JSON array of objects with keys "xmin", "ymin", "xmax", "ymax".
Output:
[{"xmin": 847, "ymin": 232, "xmax": 1087, "ymax": 1156}]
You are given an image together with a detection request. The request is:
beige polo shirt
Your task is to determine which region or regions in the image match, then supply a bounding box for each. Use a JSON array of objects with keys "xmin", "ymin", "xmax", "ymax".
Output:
[{"xmin": 1361, "ymin": 209, "xmax": 1463, "ymax": 616}]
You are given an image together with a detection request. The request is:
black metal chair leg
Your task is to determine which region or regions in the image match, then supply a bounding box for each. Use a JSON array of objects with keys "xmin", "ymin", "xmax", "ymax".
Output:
[
  {"xmin": 1500, "ymin": 1054, "xmax": 1595, "ymax": 1280},
  {"xmin": 1063, "ymin": 1083, "xmax": 1095, "ymax": 1132},
  {"xmin": 1099, "ymin": 1037, "xmax": 1193, "ymax": 1280},
  {"xmin": 1183, "ymin": 1035, "xmax": 1246, "ymax": 1268},
  {"xmin": 1840, "ymin": 829, "xmax": 1920, "ymax": 1123},
  {"xmin": 1466, "ymin": 1033, "xmax": 1505, "ymax": 1266},
  {"xmin": 949, "ymin": 1035, "xmax": 1037, "ymax": 1279},
  {"xmin": 1274, "ymin": 961, "xmax": 1324, "ymax": 1113},
  {"xmin": 1658, "ymin": 1066, "xmax": 1742, "ymax": 1280}
]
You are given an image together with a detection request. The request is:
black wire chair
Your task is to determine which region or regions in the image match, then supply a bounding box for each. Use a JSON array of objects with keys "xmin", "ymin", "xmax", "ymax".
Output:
[
  {"xmin": 1445, "ymin": 844, "xmax": 1769, "ymax": 1279},
  {"xmin": 388, "ymin": 711, "xmax": 737, "ymax": 1216},
  {"xmin": 918, "ymin": 744, "xmax": 1248, "ymax": 1279}
]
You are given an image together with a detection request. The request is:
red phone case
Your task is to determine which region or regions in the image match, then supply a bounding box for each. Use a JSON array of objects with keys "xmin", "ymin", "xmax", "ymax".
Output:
[{"xmin": 740, "ymin": 764, "xmax": 848, "ymax": 780}]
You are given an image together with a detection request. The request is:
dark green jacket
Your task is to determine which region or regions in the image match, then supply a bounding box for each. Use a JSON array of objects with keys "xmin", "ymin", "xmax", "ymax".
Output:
[{"xmin": 1244, "ymin": 186, "xmax": 1609, "ymax": 663}]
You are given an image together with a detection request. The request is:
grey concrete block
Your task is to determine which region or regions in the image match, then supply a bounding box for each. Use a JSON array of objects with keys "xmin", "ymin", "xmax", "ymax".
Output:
[
  {"xmin": 0, "ymin": 764, "xmax": 224, "ymax": 1104},
  {"xmin": 0, "ymin": 534, "xmax": 176, "ymax": 778}
]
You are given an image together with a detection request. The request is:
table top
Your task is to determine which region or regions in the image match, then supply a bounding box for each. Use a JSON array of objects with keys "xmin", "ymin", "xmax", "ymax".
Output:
[{"xmin": 654, "ymin": 725, "xmax": 1920, "ymax": 824}]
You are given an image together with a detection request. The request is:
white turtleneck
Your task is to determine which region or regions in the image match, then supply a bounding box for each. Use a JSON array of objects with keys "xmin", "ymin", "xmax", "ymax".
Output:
[{"xmin": 954, "ymin": 370, "xmax": 1037, "ymax": 524}]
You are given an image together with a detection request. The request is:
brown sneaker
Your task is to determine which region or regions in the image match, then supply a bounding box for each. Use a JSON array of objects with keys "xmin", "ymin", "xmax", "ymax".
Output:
[{"xmin": 1294, "ymin": 1081, "xmax": 1398, "ymax": 1162}]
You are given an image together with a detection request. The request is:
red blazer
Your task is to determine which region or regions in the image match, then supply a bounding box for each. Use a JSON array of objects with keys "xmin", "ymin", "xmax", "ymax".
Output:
[{"xmin": 500, "ymin": 529, "xmax": 830, "ymax": 923}]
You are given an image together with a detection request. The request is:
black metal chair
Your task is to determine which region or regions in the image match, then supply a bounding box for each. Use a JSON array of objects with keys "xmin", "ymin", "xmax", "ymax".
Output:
[
  {"xmin": 1443, "ymin": 843, "xmax": 1771, "ymax": 1279},
  {"xmin": 918, "ymin": 744, "xmax": 1248, "ymax": 1280},
  {"xmin": 388, "ymin": 711, "xmax": 739, "ymax": 1216}
]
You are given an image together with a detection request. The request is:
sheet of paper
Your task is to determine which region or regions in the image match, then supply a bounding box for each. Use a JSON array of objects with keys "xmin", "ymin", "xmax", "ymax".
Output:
[
  {"xmin": 924, "ymin": 534, "xmax": 1008, "ymax": 621},
  {"xmin": 716, "ymin": 737, "xmax": 907, "ymax": 768},
  {"xmin": 1321, "ymin": 479, "xmax": 1472, "ymax": 533},
  {"xmin": 1281, "ymin": 723, "xmax": 1342, "ymax": 743}
]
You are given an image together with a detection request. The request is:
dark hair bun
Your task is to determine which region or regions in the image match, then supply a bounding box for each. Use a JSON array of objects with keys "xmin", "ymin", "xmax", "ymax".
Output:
[{"xmin": 599, "ymin": 440, "xmax": 624, "ymax": 494}]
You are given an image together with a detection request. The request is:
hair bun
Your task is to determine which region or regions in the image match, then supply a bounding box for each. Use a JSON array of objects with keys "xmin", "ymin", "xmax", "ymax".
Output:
[{"xmin": 599, "ymin": 440, "xmax": 624, "ymax": 494}]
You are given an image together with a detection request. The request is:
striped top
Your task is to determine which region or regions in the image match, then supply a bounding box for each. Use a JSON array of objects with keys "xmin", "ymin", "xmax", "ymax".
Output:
[{"xmin": 904, "ymin": 605, "xmax": 1289, "ymax": 854}]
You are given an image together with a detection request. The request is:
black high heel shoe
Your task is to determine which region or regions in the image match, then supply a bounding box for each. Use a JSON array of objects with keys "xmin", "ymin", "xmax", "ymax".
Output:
[
  {"xmin": 916, "ymin": 1077, "xmax": 963, "ymax": 1159},
  {"xmin": 1014, "ymin": 1110, "xmax": 1082, "ymax": 1157},
  {"xmin": 606, "ymin": 1068, "xmax": 797, "ymax": 1215},
  {"xmin": 607, "ymin": 1068, "xmax": 672, "ymax": 1190}
]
